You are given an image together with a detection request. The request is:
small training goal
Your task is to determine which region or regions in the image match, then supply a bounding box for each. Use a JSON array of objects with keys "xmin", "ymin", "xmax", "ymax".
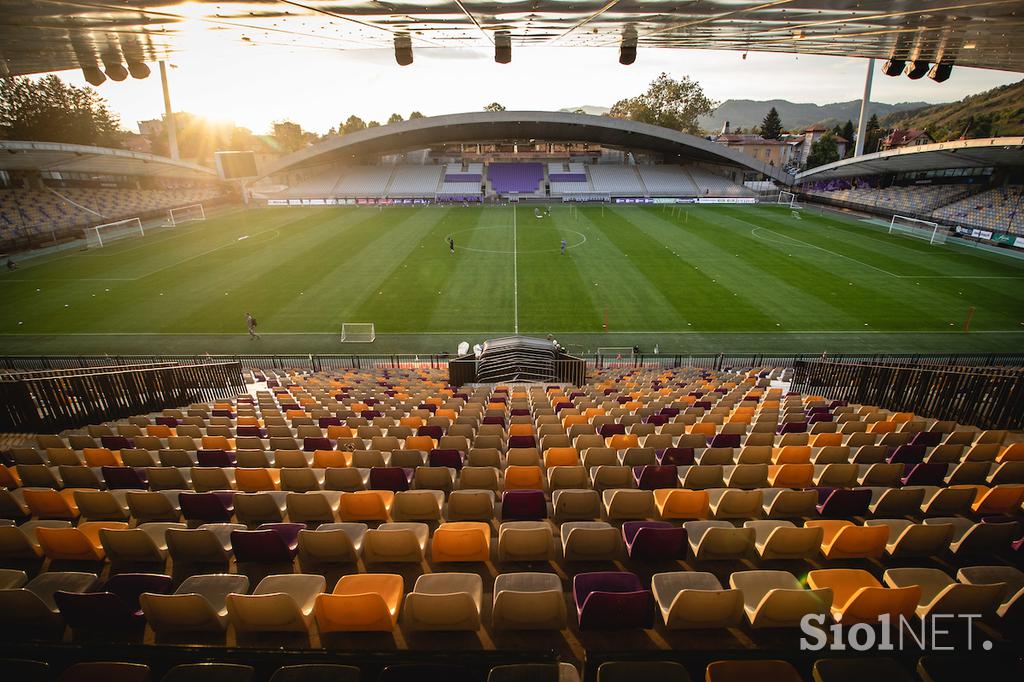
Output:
[
  {"xmin": 84, "ymin": 217, "xmax": 143, "ymax": 248},
  {"xmin": 168, "ymin": 203, "xmax": 206, "ymax": 226},
  {"xmin": 888, "ymin": 215, "xmax": 947, "ymax": 245},
  {"xmin": 597, "ymin": 346, "xmax": 635, "ymax": 361},
  {"xmin": 777, "ymin": 190, "xmax": 802, "ymax": 209},
  {"xmin": 340, "ymin": 323, "xmax": 376, "ymax": 343}
]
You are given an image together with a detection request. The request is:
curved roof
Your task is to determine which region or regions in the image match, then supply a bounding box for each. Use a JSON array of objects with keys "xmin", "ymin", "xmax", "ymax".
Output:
[
  {"xmin": 0, "ymin": 140, "xmax": 217, "ymax": 180},
  {"xmin": 796, "ymin": 137, "xmax": 1024, "ymax": 181},
  {"xmin": 261, "ymin": 111, "xmax": 793, "ymax": 184},
  {"xmin": 2, "ymin": 1, "xmax": 1022, "ymax": 76}
]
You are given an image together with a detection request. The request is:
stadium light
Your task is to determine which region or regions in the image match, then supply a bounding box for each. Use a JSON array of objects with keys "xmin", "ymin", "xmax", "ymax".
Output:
[
  {"xmin": 928, "ymin": 62, "xmax": 953, "ymax": 83},
  {"xmin": 905, "ymin": 60, "xmax": 930, "ymax": 79},
  {"xmin": 619, "ymin": 28, "xmax": 638, "ymax": 65},
  {"xmin": 495, "ymin": 30, "xmax": 511, "ymax": 64},
  {"xmin": 103, "ymin": 60, "xmax": 128, "ymax": 82},
  {"xmin": 82, "ymin": 66, "xmax": 106, "ymax": 86},
  {"xmin": 394, "ymin": 33, "xmax": 413, "ymax": 66},
  {"xmin": 127, "ymin": 60, "xmax": 150, "ymax": 79},
  {"xmin": 881, "ymin": 59, "xmax": 905, "ymax": 76}
]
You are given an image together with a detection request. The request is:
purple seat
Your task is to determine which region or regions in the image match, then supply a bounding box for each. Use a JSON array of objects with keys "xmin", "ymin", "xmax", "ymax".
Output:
[
  {"xmin": 632, "ymin": 465, "xmax": 678, "ymax": 490},
  {"xmin": 910, "ymin": 431, "xmax": 942, "ymax": 447},
  {"xmin": 507, "ymin": 435, "xmax": 536, "ymax": 449},
  {"xmin": 815, "ymin": 487, "xmax": 871, "ymax": 517},
  {"xmin": 231, "ymin": 522, "xmax": 302, "ymax": 563},
  {"xmin": 901, "ymin": 462, "xmax": 948, "ymax": 486},
  {"xmin": 197, "ymin": 450, "xmax": 236, "ymax": 467},
  {"xmin": 101, "ymin": 435, "xmax": 133, "ymax": 450},
  {"xmin": 657, "ymin": 447, "xmax": 695, "ymax": 466},
  {"xmin": 808, "ymin": 413, "xmax": 833, "ymax": 425},
  {"xmin": 101, "ymin": 466, "xmax": 148, "ymax": 490},
  {"xmin": 155, "ymin": 417, "xmax": 178, "ymax": 427},
  {"xmin": 179, "ymin": 491, "xmax": 236, "ymax": 524},
  {"xmin": 660, "ymin": 408, "xmax": 680, "ymax": 417},
  {"xmin": 693, "ymin": 401, "xmax": 712, "ymax": 410},
  {"xmin": 599, "ymin": 424, "xmax": 627, "ymax": 438},
  {"xmin": 482, "ymin": 416, "xmax": 506, "ymax": 426},
  {"xmin": 646, "ymin": 415, "xmax": 669, "ymax": 426},
  {"xmin": 212, "ymin": 409, "xmax": 234, "ymax": 418},
  {"xmin": 279, "ymin": 403, "xmax": 300, "ymax": 412},
  {"xmin": 319, "ymin": 417, "xmax": 343, "ymax": 428},
  {"xmin": 708, "ymin": 434, "xmax": 740, "ymax": 449},
  {"xmin": 303, "ymin": 437, "xmax": 334, "ymax": 452},
  {"xmin": 573, "ymin": 571, "xmax": 655, "ymax": 630},
  {"xmin": 501, "ymin": 489, "xmax": 547, "ymax": 520},
  {"xmin": 235, "ymin": 425, "xmax": 266, "ymax": 437},
  {"xmin": 510, "ymin": 408, "xmax": 531, "ymax": 417},
  {"xmin": 777, "ymin": 421, "xmax": 808, "ymax": 435},
  {"xmin": 55, "ymin": 573, "xmax": 171, "ymax": 632},
  {"xmin": 806, "ymin": 406, "xmax": 831, "ymax": 416},
  {"xmin": 428, "ymin": 449, "xmax": 464, "ymax": 470},
  {"xmin": 622, "ymin": 521, "xmax": 687, "ymax": 560},
  {"xmin": 361, "ymin": 410, "xmax": 382, "ymax": 420},
  {"xmin": 417, "ymin": 426, "xmax": 445, "ymax": 441},
  {"xmin": 887, "ymin": 445, "xmax": 926, "ymax": 464},
  {"xmin": 369, "ymin": 467, "xmax": 413, "ymax": 492},
  {"xmin": 552, "ymin": 402, "xmax": 573, "ymax": 414},
  {"xmin": 417, "ymin": 404, "xmax": 438, "ymax": 414}
]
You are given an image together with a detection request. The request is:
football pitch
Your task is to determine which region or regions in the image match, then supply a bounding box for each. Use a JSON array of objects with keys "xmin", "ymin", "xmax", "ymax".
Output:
[{"xmin": 1, "ymin": 203, "xmax": 1023, "ymax": 356}]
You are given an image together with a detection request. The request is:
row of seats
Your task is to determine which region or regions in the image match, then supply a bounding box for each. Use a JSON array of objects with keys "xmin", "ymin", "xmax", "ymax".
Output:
[{"xmin": 2, "ymin": 561, "xmax": 1019, "ymax": 639}]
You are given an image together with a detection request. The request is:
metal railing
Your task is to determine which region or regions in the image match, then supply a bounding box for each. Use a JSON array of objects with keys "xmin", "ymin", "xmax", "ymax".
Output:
[
  {"xmin": 0, "ymin": 361, "xmax": 245, "ymax": 433},
  {"xmin": 790, "ymin": 359, "xmax": 1024, "ymax": 429}
]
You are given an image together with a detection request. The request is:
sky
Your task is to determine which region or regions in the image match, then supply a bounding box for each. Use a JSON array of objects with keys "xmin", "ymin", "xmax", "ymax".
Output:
[{"xmin": 56, "ymin": 43, "xmax": 1023, "ymax": 136}]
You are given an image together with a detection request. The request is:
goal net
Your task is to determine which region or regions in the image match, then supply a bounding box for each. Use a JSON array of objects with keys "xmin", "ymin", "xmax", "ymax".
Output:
[
  {"xmin": 777, "ymin": 190, "xmax": 799, "ymax": 207},
  {"xmin": 84, "ymin": 217, "xmax": 143, "ymax": 248},
  {"xmin": 168, "ymin": 203, "xmax": 206, "ymax": 227},
  {"xmin": 340, "ymin": 323, "xmax": 376, "ymax": 343},
  {"xmin": 597, "ymin": 346, "xmax": 635, "ymax": 361},
  {"xmin": 889, "ymin": 215, "xmax": 946, "ymax": 245}
]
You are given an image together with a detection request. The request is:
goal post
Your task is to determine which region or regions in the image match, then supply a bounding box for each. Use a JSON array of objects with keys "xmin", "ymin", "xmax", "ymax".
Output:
[
  {"xmin": 168, "ymin": 203, "xmax": 206, "ymax": 227},
  {"xmin": 889, "ymin": 214, "xmax": 947, "ymax": 245},
  {"xmin": 597, "ymin": 346, "xmax": 635, "ymax": 360},
  {"xmin": 777, "ymin": 190, "xmax": 797, "ymax": 206},
  {"xmin": 84, "ymin": 217, "xmax": 143, "ymax": 248},
  {"xmin": 340, "ymin": 323, "xmax": 376, "ymax": 343}
]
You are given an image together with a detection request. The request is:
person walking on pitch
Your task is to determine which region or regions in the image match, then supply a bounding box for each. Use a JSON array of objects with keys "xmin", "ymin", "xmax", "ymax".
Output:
[
  {"xmin": 245, "ymin": 312, "xmax": 260, "ymax": 340},
  {"xmin": 448, "ymin": 236, "xmax": 455, "ymax": 254},
  {"xmin": 560, "ymin": 238, "xmax": 567, "ymax": 255}
]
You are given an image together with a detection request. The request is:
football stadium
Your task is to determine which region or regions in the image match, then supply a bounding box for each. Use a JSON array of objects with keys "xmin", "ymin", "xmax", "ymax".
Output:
[{"xmin": 1, "ymin": 2, "xmax": 1024, "ymax": 682}]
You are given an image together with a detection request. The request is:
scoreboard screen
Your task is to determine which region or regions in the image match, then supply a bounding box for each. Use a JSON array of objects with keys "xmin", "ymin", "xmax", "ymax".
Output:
[{"xmin": 214, "ymin": 151, "xmax": 258, "ymax": 180}]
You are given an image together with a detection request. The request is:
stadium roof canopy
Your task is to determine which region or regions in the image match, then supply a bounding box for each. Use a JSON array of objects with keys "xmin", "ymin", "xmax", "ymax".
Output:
[
  {"xmin": 259, "ymin": 110, "xmax": 793, "ymax": 184},
  {"xmin": 0, "ymin": 140, "xmax": 217, "ymax": 180},
  {"xmin": 2, "ymin": 1, "xmax": 1023, "ymax": 78},
  {"xmin": 795, "ymin": 136, "xmax": 1024, "ymax": 181}
]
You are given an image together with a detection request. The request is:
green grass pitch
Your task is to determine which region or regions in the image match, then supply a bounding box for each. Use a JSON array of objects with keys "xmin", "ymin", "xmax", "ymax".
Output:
[{"xmin": 1, "ymin": 203, "xmax": 1023, "ymax": 356}]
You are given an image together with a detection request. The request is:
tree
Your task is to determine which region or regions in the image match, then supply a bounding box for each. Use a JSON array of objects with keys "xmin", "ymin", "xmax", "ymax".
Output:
[
  {"xmin": 409, "ymin": 111, "xmax": 425, "ymax": 120},
  {"xmin": 804, "ymin": 132, "xmax": 840, "ymax": 169},
  {"xmin": 609, "ymin": 72, "xmax": 716, "ymax": 136},
  {"xmin": 864, "ymin": 114, "xmax": 882, "ymax": 153},
  {"xmin": 340, "ymin": 115, "xmax": 367, "ymax": 135},
  {"xmin": 483, "ymin": 102, "xmax": 506, "ymax": 112},
  {"xmin": 840, "ymin": 120, "xmax": 856, "ymax": 156},
  {"xmin": 387, "ymin": 113, "xmax": 403, "ymax": 124},
  {"xmin": 0, "ymin": 75, "xmax": 123, "ymax": 147},
  {"xmin": 272, "ymin": 120, "xmax": 305, "ymax": 153},
  {"xmin": 760, "ymin": 107, "xmax": 783, "ymax": 139},
  {"xmin": 366, "ymin": 121, "xmax": 381, "ymax": 128}
]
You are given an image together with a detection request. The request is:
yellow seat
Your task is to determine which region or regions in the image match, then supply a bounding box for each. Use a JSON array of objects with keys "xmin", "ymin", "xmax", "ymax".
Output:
[
  {"xmin": 543, "ymin": 447, "xmax": 579, "ymax": 468},
  {"xmin": 503, "ymin": 465, "xmax": 544, "ymax": 491},
  {"xmin": 339, "ymin": 490, "xmax": 394, "ymax": 521},
  {"xmin": 82, "ymin": 448, "xmax": 121, "ymax": 467},
  {"xmin": 235, "ymin": 467, "xmax": 281, "ymax": 492},
  {"xmin": 314, "ymin": 574, "xmax": 403, "ymax": 632},
  {"xmin": 806, "ymin": 520, "xmax": 888, "ymax": 559},
  {"xmin": 654, "ymin": 489, "xmax": 709, "ymax": 520},
  {"xmin": 37, "ymin": 521, "xmax": 127, "ymax": 561},
  {"xmin": 430, "ymin": 522, "xmax": 491, "ymax": 562}
]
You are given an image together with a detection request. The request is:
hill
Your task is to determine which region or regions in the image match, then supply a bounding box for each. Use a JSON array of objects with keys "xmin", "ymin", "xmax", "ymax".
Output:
[
  {"xmin": 699, "ymin": 99, "xmax": 929, "ymax": 134},
  {"xmin": 880, "ymin": 79, "xmax": 1024, "ymax": 140}
]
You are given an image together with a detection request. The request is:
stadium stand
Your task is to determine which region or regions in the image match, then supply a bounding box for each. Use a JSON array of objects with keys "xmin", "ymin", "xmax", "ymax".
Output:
[
  {"xmin": 687, "ymin": 167, "xmax": 757, "ymax": 197},
  {"xmin": 932, "ymin": 185, "xmax": 1024, "ymax": 235},
  {"xmin": 488, "ymin": 163, "xmax": 545, "ymax": 197},
  {"xmin": 636, "ymin": 165, "xmax": 700, "ymax": 196},
  {"xmin": 439, "ymin": 163, "xmax": 484, "ymax": 198},
  {"xmin": 333, "ymin": 166, "xmax": 394, "ymax": 198},
  {"xmin": 1, "ymin": 362, "xmax": 1021, "ymax": 682},
  {"xmin": 587, "ymin": 165, "xmax": 646, "ymax": 196},
  {"xmin": 385, "ymin": 165, "xmax": 444, "ymax": 198}
]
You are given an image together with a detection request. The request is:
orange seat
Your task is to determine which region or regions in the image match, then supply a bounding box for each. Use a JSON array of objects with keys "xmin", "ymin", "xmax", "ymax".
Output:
[
  {"xmin": 706, "ymin": 660, "xmax": 802, "ymax": 682},
  {"xmin": 807, "ymin": 568, "xmax": 920, "ymax": 625},
  {"xmin": 806, "ymin": 520, "xmax": 888, "ymax": 559},
  {"xmin": 768, "ymin": 463, "xmax": 814, "ymax": 488},
  {"xmin": 430, "ymin": 522, "xmax": 491, "ymax": 562},
  {"xmin": 404, "ymin": 435, "xmax": 437, "ymax": 452},
  {"xmin": 891, "ymin": 412, "xmax": 914, "ymax": 424},
  {"xmin": 314, "ymin": 574, "xmax": 404, "ymax": 632},
  {"xmin": 0, "ymin": 465, "xmax": 21, "ymax": 488},
  {"xmin": 562, "ymin": 415, "xmax": 589, "ymax": 429},
  {"xmin": 235, "ymin": 467, "xmax": 281, "ymax": 492},
  {"xmin": 312, "ymin": 450, "xmax": 350, "ymax": 468},
  {"xmin": 503, "ymin": 465, "xmax": 545, "ymax": 491},
  {"xmin": 508, "ymin": 424, "xmax": 534, "ymax": 437},
  {"xmin": 83, "ymin": 447, "xmax": 121, "ymax": 467},
  {"xmin": 810, "ymin": 433, "xmax": 843, "ymax": 447},
  {"xmin": 868, "ymin": 421, "xmax": 896, "ymax": 434},
  {"xmin": 146, "ymin": 424, "xmax": 174, "ymax": 438},
  {"xmin": 606, "ymin": 434, "xmax": 640, "ymax": 450},
  {"xmin": 689, "ymin": 423, "xmax": 717, "ymax": 436},
  {"xmin": 327, "ymin": 425, "xmax": 354, "ymax": 439},
  {"xmin": 772, "ymin": 445, "xmax": 811, "ymax": 464},
  {"xmin": 23, "ymin": 488, "xmax": 81, "ymax": 519},
  {"xmin": 202, "ymin": 435, "xmax": 232, "ymax": 450},
  {"xmin": 969, "ymin": 484, "xmax": 1024, "ymax": 515},
  {"xmin": 338, "ymin": 490, "xmax": 393, "ymax": 521},
  {"xmin": 543, "ymin": 447, "xmax": 579, "ymax": 468},
  {"xmin": 998, "ymin": 443, "xmax": 1024, "ymax": 462},
  {"xmin": 654, "ymin": 489, "xmax": 709, "ymax": 519},
  {"xmin": 36, "ymin": 521, "xmax": 127, "ymax": 561}
]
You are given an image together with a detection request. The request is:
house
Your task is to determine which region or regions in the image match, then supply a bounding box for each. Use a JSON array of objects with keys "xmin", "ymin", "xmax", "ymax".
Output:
[{"xmin": 881, "ymin": 129, "xmax": 935, "ymax": 151}]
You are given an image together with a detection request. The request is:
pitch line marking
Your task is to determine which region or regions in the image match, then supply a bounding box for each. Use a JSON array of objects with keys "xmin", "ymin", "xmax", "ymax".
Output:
[
  {"xmin": 3, "ymin": 329, "xmax": 1022, "ymax": 337},
  {"xmin": 513, "ymin": 204, "xmax": 519, "ymax": 335}
]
